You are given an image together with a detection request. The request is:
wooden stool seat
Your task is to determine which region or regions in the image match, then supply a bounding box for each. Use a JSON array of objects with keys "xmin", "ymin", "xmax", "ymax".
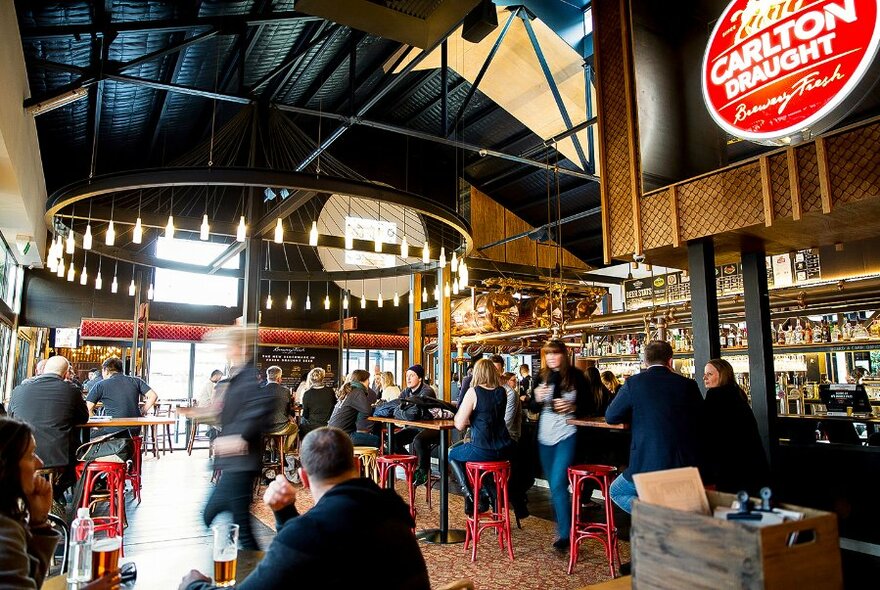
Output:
[
  {"xmin": 353, "ymin": 446, "xmax": 380, "ymax": 483},
  {"xmin": 464, "ymin": 460, "xmax": 514, "ymax": 562},
  {"xmin": 376, "ymin": 455, "xmax": 418, "ymax": 524},
  {"xmin": 567, "ymin": 464, "xmax": 621, "ymax": 577}
]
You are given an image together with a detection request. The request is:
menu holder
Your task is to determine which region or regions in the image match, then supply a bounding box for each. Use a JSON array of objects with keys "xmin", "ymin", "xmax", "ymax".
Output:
[{"xmin": 632, "ymin": 467, "xmax": 710, "ymax": 515}]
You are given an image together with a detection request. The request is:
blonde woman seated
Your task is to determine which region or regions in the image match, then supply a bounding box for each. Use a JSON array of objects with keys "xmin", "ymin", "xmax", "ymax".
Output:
[
  {"xmin": 300, "ymin": 368, "xmax": 337, "ymax": 438},
  {"xmin": 450, "ymin": 359, "xmax": 515, "ymax": 514},
  {"xmin": 380, "ymin": 372, "xmax": 401, "ymax": 401}
]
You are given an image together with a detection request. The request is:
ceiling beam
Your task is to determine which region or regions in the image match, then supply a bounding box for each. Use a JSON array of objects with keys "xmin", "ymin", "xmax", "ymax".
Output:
[
  {"xmin": 19, "ymin": 12, "xmax": 320, "ymax": 40},
  {"xmin": 267, "ymin": 24, "xmax": 345, "ymax": 102},
  {"xmin": 249, "ymin": 21, "xmax": 331, "ymax": 94},
  {"xmin": 296, "ymin": 30, "xmax": 363, "ymax": 109},
  {"xmin": 119, "ymin": 27, "xmax": 217, "ymax": 73}
]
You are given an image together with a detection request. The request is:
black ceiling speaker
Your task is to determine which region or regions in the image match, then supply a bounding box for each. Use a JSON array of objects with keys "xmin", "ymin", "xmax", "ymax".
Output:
[{"xmin": 462, "ymin": 0, "xmax": 498, "ymax": 44}]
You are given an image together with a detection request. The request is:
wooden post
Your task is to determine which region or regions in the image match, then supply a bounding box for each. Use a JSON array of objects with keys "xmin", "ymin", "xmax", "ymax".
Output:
[
  {"xmin": 409, "ymin": 274, "xmax": 422, "ymax": 368},
  {"xmin": 437, "ymin": 266, "xmax": 452, "ymax": 401}
]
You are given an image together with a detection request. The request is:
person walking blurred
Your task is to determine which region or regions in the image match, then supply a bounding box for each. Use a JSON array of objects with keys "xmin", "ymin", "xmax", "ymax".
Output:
[
  {"xmin": 200, "ymin": 328, "xmax": 275, "ymax": 550},
  {"xmin": 530, "ymin": 340, "xmax": 596, "ymax": 550}
]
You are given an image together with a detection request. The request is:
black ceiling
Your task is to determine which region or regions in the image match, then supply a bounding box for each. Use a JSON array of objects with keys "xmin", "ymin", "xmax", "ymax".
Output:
[{"xmin": 14, "ymin": 0, "xmax": 604, "ymax": 269}]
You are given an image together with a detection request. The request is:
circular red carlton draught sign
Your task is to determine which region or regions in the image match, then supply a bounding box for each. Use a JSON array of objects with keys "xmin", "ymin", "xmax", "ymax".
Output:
[{"xmin": 702, "ymin": 0, "xmax": 880, "ymax": 145}]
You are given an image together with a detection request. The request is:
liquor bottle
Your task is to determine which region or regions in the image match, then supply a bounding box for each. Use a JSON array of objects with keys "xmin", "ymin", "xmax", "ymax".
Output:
[
  {"xmin": 741, "ymin": 326, "xmax": 748, "ymax": 347},
  {"xmin": 842, "ymin": 322, "xmax": 852, "ymax": 341},
  {"xmin": 803, "ymin": 321, "xmax": 813, "ymax": 344},
  {"xmin": 794, "ymin": 319, "xmax": 804, "ymax": 345},
  {"xmin": 735, "ymin": 328, "xmax": 743, "ymax": 348},
  {"xmin": 727, "ymin": 328, "xmax": 736, "ymax": 349},
  {"xmin": 68, "ymin": 508, "xmax": 94, "ymax": 589},
  {"xmin": 830, "ymin": 323, "xmax": 841, "ymax": 342},
  {"xmin": 777, "ymin": 323, "xmax": 787, "ymax": 345},
  {"xmin": 720, "ymin": 328, "xmax": 727, "ymax": 349},
  {"xmin": 770, "ymin": 322, "xmax": 777, "ymax": 344}
]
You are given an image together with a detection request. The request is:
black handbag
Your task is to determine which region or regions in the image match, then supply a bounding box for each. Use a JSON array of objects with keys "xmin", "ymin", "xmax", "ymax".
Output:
[{"xmin": 75, "ymin": 432, "xmax": 134, "ymax": 463}]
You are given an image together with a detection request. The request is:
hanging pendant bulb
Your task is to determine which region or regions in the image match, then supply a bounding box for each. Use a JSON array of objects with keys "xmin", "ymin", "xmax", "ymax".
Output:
[
  {"xmin": 132, "ymin": 217, "xmax": 143, "ymax": 244},
  {"xmin": 377, "ymin": 293, "xmax": 384, "ymax": 308},
  {"xmin": 128, "ymin": 279, "xmax": 136, "ymax": 297},
  {"xmin": 343, "ymin": 292, "xmax": 349, "ymax": 310},
  {"xmin": 56, "ymin": 258, "xmax": 65, "ymax": 278},
  {"xmin": 439, "ymin": 247, "xmax": 446, "ymax": 268},
  {"xmin": 408, "ymin": 290, "xmax": 414, "ymax": 305},
  {"xmin": 165, "ymin": 215, "xmax": 175, "ymax": 239},
  {"xmin": 324, "ymin": 294, "xmax": 330, "ymax": 310},
  {"xmin": 66, "ymin": 231, "xmax": 75, "ymax": 254},
  {"xmin": 274, "ymin": 218, "xmax": 284, "ymax": 243},
  {"xmin": 147, "ymin": 284, "xmax": 155, "ymax": 300},
  {"xmin": 67, "ymin": 264, "xmax": 75, "ymax": 282},
  {"xmin": 47, "ymin": 246, "xmax": 58, "ymax": 272},
  {"xmin": 305, "ymin": 295, "xmax": 311, "ymax": 310},
  {"xmin": 422, "ymin": 242, "xmax": 429, "ymax": 264},
  {"xmin": 452, "ymin": 277, "xmax": 459, "ymax": 295},
  {"xmin": 95, "ymin": 270, "xmax": 102, "ymax": 291},
  {"xmin": 200, "ymin": 214, "xmax": 210, "ymax": 241},
  {"xmin": 459, "ymin": 261, "xmax": 469, "ymax": 286},
  {"xmin": 451, "ymin": 251, "xmax": 458, "ymax": 272},
  {"xmin": 422, "ymin": 287, "xmax": 428, "ymax": 303},
  {"xmin": 236, "ymin": 216, "xmax": 246, "ymax": 242},
  {"xmin": 80, "ymin": 264, "xmax": 88, "ymax": 285},
  {"xmin": 434, "ymin": 285, "xmax": 440, "ymax": 301},
  {"xmin": 266, "ymin": 294, "xmax": 273, "ymax": 310},
  {"xmin": 400, "ymin": 236, "xmax": 409, "ymax": 258},
  {"xmin": 83, "ymin": 225, "xmax": 93, "ymax": 250},
  {"xmin": 309, "ymin": 221, "xmax": 318, "ymax": 246},
  {"xmin": 345, "ymin": 227, "xmax": 354, "ymax": 250},
  {"xmin": 444, "ymin": 281, "xmax": 451, "ymax": 298},
  {"xmin": 110, "ymin": 275, "xmax": 118, "ymax": 293},
  {"xmin": 374, "ymin": 226, "xmax": 383, "ymax": 253},
  {"xmin": 286, "ymin": 295, "xmax": 293, "ymax": 310},
  {"xmin": 360, "ymin": 294, "xmax": 367, "ymax": 309},
  {"xmin": 393, "ymin": 292, "xmax": 399, "ymax": 307},
  {"xmin": 106, "ymin": 221, "xmax": 116, "ymax": 246}
]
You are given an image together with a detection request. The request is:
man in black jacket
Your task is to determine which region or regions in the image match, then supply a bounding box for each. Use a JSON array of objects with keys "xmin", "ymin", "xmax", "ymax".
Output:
[
  {"xmin": 392, "ymin": 364, "xmax": 436, "ymax": 486},
  {"xmin": 9, "ymin": 355, "xmax": 88, "ymax": 496},
  {"xmin": 605, "ymin": 340, "xmax": 704, "ymax": 513},
  {"xmin": 198, "ymin": 328, "xmax": 275, "ymax": 550},
  {"xmin": 179, "ymin": 427, "xmax": 430, "ymax": 590}
]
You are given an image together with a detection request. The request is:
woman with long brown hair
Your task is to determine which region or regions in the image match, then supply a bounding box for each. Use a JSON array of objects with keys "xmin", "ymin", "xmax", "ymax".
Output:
[
  {"xmin": 0, "ymin": 418, "xmax": 119, "ymax": 589},
  {"xmin": 328, "ymin": 369, "xmax": 379, "ymax": 447},
  {"xmin": 702, "ymin": 359, "xmax": 770, "ymax": 494},
  {"xmin": 529, "ymin": 340, "xmax": 597, "ymax": 550}
]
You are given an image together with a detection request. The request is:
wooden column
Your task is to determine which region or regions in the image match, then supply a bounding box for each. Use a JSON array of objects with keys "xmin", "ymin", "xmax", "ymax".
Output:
[
  {"xmin": 742, "ymin": 248, "xmax": 778, "ymax": 467},
  {"xmin": 436, "ymin": 266, "xmax": 452, "ymax": 401},
  {"xmin": 408, "ymin": 273, "xmax": 422, "ymax": 368},
  {"xmin": 688, "ymin": 238, "xmax": 720, "ymax": 391}
]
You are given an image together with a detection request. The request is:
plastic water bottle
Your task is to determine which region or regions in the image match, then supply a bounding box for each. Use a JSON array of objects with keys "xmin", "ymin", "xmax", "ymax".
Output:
[{"xmin": 67, "ymin": 507, "xmax": 94, "ymax": 589}]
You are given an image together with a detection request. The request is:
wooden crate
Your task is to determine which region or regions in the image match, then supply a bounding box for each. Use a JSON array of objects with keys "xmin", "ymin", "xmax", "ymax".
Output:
[{"xmin": 631, "ymin": 490, "xmax": 842, "ymax": 589}]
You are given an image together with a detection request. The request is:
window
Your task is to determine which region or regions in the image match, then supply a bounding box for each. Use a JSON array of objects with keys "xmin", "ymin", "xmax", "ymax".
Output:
[
  {"xmin": 153, "ymin": 237, "xmax": 239, "ymax": 306},
  {"xmin": 147, "ymin": 341, "xmax": 192, "ymax": 400}
]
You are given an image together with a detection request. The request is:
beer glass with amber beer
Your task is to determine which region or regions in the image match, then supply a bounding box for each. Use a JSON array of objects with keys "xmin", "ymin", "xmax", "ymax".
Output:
[
  {"xmin": 91, "ymin": 530, "xmax": 122, "ymax": 581},
  {"xmin": 212, "ymin": 523, "xmax": 239, "ymax": 587}
]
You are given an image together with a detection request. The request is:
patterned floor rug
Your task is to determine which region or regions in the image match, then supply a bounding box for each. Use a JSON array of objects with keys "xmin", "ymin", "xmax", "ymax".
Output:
[{"xmin": 251, "ymin": 480, "xmax": 630, "ymax": 589}]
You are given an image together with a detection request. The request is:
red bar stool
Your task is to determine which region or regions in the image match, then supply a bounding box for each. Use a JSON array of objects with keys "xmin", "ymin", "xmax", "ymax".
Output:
[
  {"xmin": 126, "ymin": 435, "xmax": 142, "ymax": 503},
  {"xmin": 464, "ymin": 460, "xmax": 514, "ymax": 562},
  {"xmin": 567, "ymin": 464, "xmax": 621, "ymax": 576},
  {"xmin": 376, "ymin": 454, "xmax": 418, "ymax": 522},
  {"xmin": 75, "ymin": 462, "xmax": 127, "ymax": 545}
]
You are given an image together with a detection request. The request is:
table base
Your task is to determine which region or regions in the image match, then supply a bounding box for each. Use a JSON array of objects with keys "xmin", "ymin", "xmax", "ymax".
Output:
[{"xmin": 417, "ymin": 528, "xmax": 466, "ymax": 544}]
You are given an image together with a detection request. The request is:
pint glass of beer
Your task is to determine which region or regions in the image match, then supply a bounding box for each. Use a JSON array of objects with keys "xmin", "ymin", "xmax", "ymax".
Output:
[
  {"xmin": 91, "ymin": 532, "xmax": 122, "ymax": 580},
  {"xmin": 212, "ymin": 523, "xmax": 239, "ymax": 587}
]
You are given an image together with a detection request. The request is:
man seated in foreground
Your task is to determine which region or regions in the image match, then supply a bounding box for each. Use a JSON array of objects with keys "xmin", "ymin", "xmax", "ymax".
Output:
[{"xmin": 179, "ymin": 427, "xmax": 430, "ymax": 590}]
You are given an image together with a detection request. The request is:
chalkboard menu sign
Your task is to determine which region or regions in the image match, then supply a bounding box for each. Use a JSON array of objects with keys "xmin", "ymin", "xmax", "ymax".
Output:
[
  {"xmin": 256, "ymin": 346, "xmax": 338, "ymax": 390},
  {"xmin": 623, "ymin": 249, "xmax": 822, "ymax": 311}
]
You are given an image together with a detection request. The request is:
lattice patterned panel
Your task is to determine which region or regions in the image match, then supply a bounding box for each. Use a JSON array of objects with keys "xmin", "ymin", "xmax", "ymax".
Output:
[
  {"xmin": 678, "ymin": 163, "xmax": 763, "ymax": 240},
  {"xmin": 769, "ymin": 153, "xmax": 792, "ymax": 219},
  {"xmin": 594, "ymin": 0, "xmax": 636, "ymax": 258},
  {"xmin": 826, "ymin": 124, "xmax": 880, "ymax": 206},
  {"xmin": 640, "ymin": 192, "xmax": 672, "ymax": 249},
  {"xmin": 796, "ymin": 145, "xmax": 822, "ymax": 213}
]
